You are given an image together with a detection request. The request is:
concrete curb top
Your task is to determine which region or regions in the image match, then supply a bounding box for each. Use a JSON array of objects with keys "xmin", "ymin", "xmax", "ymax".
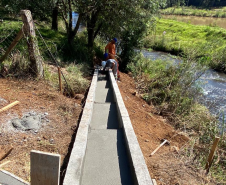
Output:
[
  {"xmin": 63, "ymin": 69, "xmax": 98, "ymax": 185},
  {"xmin": 109, "ymin": 71, "xmax": 154, "ymax": 185}
]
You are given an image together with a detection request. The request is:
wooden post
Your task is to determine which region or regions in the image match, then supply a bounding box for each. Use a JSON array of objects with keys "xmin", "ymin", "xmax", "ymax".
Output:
[
  {"xmin": 0, "ymin": 29, "xmax": 23, "ymax": 63},
  {"xmin": 20, "ymin": 10, "xmax": 44, "ymax": 78},
  {"xmin": 58, "ymin": 67, "xmax": 62, "ymax": 93},
  {"xmin": 205, "ymin": 137, "xmax": 220, "ymax": 173}
]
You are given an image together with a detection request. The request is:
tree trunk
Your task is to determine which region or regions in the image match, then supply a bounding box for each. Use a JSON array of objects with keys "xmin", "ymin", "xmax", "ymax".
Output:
[
  {"xmin": 52, "ymin": 5, "xmax": 58, "ymax": 30},
  {"xmin": 87, "ymin": 11, "xmax": 99, "ymax": 48},
  {"xmin": 67, "ymin": 13, "xmax": 83, "ymax": 46},
  {"xmin": 20, "ymin": 10, "xmax": 44, "ymax": 78}
]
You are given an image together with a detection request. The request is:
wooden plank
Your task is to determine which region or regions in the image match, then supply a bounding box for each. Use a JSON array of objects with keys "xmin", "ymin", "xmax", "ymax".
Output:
[
  {"xmin": 205, "ymin": 136, "xmax": 220, "ymax": 173},
  {"xmin": 0, "ymin": 101, "xmax": 20, "ymax": 113},
  {"xmin": 30, "ymin": 150, "xmax": 60, "ymax": 185}
]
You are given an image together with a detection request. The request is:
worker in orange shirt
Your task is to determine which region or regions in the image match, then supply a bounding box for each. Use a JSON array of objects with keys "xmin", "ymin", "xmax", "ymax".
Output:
[{"xmin": 105, "ymin": 38, "xmax": 120, "ymax": 79}]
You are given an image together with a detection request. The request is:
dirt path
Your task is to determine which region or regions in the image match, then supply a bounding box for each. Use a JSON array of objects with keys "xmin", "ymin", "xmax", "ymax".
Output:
[{"xmin": 118, "ymin": 73, "xmax": 214, "ymax": 185}]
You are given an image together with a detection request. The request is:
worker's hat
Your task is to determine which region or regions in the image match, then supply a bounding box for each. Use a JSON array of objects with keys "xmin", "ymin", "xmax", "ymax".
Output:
[{"xmin": 113, "ymin": 38, "xmax": 117, "ymax": 43}]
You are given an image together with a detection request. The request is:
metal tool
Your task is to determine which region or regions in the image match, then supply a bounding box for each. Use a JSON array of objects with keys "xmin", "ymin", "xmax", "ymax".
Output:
[{"xmin": 150, "ymin": 139, "xmax": 170, "ymax": 156}]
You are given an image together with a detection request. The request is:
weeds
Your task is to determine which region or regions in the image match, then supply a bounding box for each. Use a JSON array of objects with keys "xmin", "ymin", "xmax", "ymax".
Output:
[{"xmin": 128, "ymin": 53, "xmax": 226, "ymax": 183}]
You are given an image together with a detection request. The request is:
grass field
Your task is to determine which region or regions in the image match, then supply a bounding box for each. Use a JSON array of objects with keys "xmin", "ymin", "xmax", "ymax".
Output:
[{"xmin": 144, "ymin": 18, "xmax": 226, "ymax": 71}]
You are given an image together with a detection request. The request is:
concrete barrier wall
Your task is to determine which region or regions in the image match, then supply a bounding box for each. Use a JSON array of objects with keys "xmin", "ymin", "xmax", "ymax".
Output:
[
  {"xmin": 63, "ymin": 69, "xmax": 98, "ymax": 185},
  {"xmin": 109, "ymin": 71, "xmax": 154, "ymax": 185}
]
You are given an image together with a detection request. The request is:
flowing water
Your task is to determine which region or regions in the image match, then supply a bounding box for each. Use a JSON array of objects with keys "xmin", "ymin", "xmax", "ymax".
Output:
[
  {"xmin": 163, "ymin": 15, "xmax": 226, "ymax": 29},
  {"xmin": 142, "ymin": 50, "xmax": 226, "ymax": 125}
]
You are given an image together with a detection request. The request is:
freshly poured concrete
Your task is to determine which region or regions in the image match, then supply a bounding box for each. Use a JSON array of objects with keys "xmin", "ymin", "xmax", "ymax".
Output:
[{"xmin": 81, "ymin": 72, "xmax": 133, "ymax": 185}]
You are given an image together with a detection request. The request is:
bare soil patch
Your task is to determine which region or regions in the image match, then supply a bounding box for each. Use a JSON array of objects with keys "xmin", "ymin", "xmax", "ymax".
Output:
[
  {"xmin": 0, "ymin": 72, "xmax": 215, "ymax": 184},
  {"xmin": 118, "ymin": 73, "xmax": 214, "ymax": 185},
  {"xmin": 0, "ymin": 78, "xmax": 85, "ymax": 182}
]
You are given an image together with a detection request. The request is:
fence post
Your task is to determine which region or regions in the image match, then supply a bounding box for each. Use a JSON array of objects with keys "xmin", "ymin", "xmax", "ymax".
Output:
[{"xmin": 20, "ymin": 10, "xmax": 44, "ymax": 78}]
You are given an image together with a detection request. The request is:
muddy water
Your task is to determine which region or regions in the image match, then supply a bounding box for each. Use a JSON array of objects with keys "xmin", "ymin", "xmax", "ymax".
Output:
[
  {"xmin": 163, "ymin": 15, "xmax": 226, "ymax": 29},
  {"xmin": 141, "ymin": 50, "xmax": 226, "ymax": 125}
]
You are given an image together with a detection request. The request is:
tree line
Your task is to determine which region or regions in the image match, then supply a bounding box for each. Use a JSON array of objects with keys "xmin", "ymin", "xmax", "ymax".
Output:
[{"xmin": 0, "ymin": 0, "xmax": 165, "ymax": 48}]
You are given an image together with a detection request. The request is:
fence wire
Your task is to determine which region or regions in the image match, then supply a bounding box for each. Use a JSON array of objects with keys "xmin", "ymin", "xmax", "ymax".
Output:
[{"xmin": 0, "ymin": 18, "xmax": 73, "ymax": 97}]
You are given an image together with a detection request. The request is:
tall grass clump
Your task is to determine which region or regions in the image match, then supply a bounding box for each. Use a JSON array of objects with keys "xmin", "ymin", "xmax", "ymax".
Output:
[
  {"xmin": 128, "ymin": 53, "xmax": 226, "ymax": 182},
  {"xmin": 44, "ymin": 63, "xmax": 89, "ymax": 94}
]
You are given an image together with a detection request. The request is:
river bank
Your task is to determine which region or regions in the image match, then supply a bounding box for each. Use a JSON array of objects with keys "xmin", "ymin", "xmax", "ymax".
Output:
[
  {"xmin": 161, "ymin": 6, "xmax": 226, "ymax": 18},
  {"xmin": 144, "ymin": 18, "xmax": 226, "ymax": 72},
  {"xmin": 127, "ymin": 52, "xmax": 226, "ymax": 183}
]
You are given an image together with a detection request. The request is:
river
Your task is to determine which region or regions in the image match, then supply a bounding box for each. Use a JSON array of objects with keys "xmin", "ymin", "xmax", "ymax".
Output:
[{"xmin": 142, "ymin": 50, "xmax": 226, "ymax": 126}]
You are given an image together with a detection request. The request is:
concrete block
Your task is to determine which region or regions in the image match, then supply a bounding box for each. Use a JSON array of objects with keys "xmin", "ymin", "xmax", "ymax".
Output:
[{"xmin": 30, "ymin": 150, "xmax": 60, "ymax": 185}]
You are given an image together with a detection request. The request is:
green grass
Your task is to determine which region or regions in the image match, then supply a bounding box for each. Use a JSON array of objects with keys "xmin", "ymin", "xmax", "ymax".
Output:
[
  {"xmin": 161, "ymin": 6, "xmax": 226, "ymax": 18},
  {"xmin": 144, "ymin": 18, "xmax": 226, "ymax": 71},
  {"xmin": 0, "ymin": 19, "xmax": 91, "ymax": 93}
]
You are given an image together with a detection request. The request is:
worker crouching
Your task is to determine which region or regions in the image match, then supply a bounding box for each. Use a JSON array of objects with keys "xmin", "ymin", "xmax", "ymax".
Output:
[{"xmin": 102, "ymin": 53, "xmax": 118, "ymax": 80}]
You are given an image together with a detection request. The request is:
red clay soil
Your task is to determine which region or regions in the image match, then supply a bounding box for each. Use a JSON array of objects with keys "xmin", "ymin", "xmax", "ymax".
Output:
[
  {"xmin": 0, "ymin": 73, "xmax": 214, "ymax": 185},
  {"xmin": 118, "ymin": 73, "xmax": 214, "ymax": 185},
  {"xmin": 0, "ymin": 78, "xmax": 84, "ymax": 182}
]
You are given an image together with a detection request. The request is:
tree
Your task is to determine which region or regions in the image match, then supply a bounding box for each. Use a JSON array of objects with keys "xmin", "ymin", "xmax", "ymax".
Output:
[
  {"xmin": 69, "ymin": 0, "xmax": 166, "ymax": 48},
  {"xmin": 1, "ymin": 0, "xmax": 55, "ymax": 20}
]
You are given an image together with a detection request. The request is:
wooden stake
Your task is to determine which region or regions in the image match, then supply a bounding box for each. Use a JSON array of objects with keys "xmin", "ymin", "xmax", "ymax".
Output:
[
  {"xmin": 205, "ymin": 136, "xmax": 220, "ymax": 173},
  {"xmin": 58, "ymin": 67, "xmax": 62, "ymax": 93},
  {"xmin": 0, "ymin": 29, "xmax": 23, "ymax": 63},
  {"xmin": 0, "ymin": 101, "xmax": 20, "ymax": 113},
  {"xmin": 0, "ymin": 147, "xmax": 13, "ymax": 161}
]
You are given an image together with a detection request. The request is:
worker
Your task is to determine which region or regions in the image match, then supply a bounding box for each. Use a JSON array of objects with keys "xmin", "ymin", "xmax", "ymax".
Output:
[
  {"xmin": 105, "ymin": 38, "xmax": 117, "ymax": 59},
  {"xmin": 102, "ymin": 53, "xmax": 118, "ymax": 79},
  {"xmin": 105, "ymin": 38, "xmax": 120, "ymax": 80}
]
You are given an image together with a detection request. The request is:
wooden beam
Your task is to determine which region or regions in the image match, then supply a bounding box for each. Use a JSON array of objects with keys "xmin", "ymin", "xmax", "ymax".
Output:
[
  {"xmin": 0, "ymin": 29, "xmax": 23, "ymax": 63},
  {"xmin": 0, "ymin": 101, "xmax": 20, "ymax": 113}
]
